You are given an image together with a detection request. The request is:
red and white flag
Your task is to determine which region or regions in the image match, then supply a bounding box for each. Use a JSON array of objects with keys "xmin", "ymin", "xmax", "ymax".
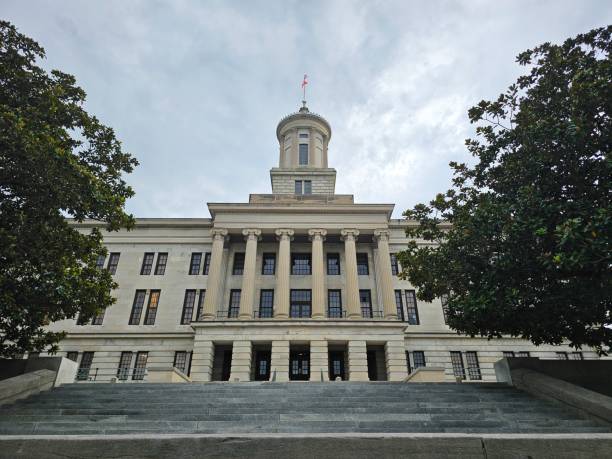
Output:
[{"xmin": 301, "ymin": 74, "xmax": 308, "ymax": 89}]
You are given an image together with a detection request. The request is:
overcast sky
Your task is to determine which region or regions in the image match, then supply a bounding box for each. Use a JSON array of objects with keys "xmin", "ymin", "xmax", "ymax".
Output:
[{"xmin": 4, "ymin": 1, "xmax": 611, "ymax": 218}]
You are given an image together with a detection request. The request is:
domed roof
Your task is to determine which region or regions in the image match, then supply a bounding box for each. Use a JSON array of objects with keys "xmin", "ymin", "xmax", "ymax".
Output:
[{"xmin": 276, "ymin": 104, "xmax": 332, "ymax": 141}]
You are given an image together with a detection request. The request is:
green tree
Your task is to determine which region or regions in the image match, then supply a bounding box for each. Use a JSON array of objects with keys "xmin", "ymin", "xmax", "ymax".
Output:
[
  {"xmin": 397, "ymin": 26, "xmax": 611, "ymax": 354},
  {"xmin": 0, "ymin": 21, "xmax": 138, "ymax": 357}
]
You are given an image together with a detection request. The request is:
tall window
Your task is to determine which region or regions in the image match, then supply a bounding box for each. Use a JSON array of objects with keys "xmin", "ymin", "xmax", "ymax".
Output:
[
  {"xmin": 328, "ymin": 290, "xmax": 343, "ymax": 318},
  {"xmin": 405, "ymin": 290, "xmax": 420, "ymax": 325},
  {"xmin": 133, "ymin": 351, "xmax": 148, "ymax": 380},
  {"xmin": 394, "ymin": 290, "xmax": 404, "ymax": 321},
  {"xmin": 413, "ymin": 351, "xmax": 426, "ymax": 369},
  {"xmin": 390, "ymin": 253, "xmax": 399, "ymax": 276},
  {"xmin": 327, "ymin": 253, "xmax": 340, "ymax": 275},
  {"xmin": 556, "ymin": 352, "xmax": 569, "ymax": 360},
  {"xmin": 76, "ymin": 311, "xmax": 88, "ymax": 325},
  {"xmin": 140, "ymin": 253, "xmax": 154, "ymax": 275},
  {"xmin": 359, "ymin": 290, "xmax": 372, "ymax": 318},
  {"xmin": 450, "ymin": 351, "xmax": 465, "ymax": 380},
  {"xmin": 291, "ymin": 253, "xmax": 311, "ymax": 275},
  {"xmin": 95, "ymin": 254, "xmax": 106, "ymax": 269},
  {"xmin": 295, "ymin": 180, "xmax": 303, "ymax": 194},
  {"xmin": 517, "ymin": 351, "xmax": 530, "ymax": 357},
  {"xmin": 144, "ymin": 290, "xmax": 160, "ymax": 325},
  {"xmin": 228, "ymin": 290, "xmax": 241, "ymax": 318},
  {"xmin": 294, "ymin": 180, "xmax": 312, "ymax": 195},
  {"xmin": 259, "ymin": 290, "xmax": 274, "ymax": 318},
  {"xmin": 570, "ymin": 352, "xmax": 583, "ymax": 360},
  {"xmin": 107, "ymin": 253, "xmax": 120, "ymax": 275},
  {"xmin": 77, "ymin": 351, "xmax": 94, "ymax": 381},
  {"xmin": 290, "ymin": 289, "xmax": 311, "ymax": 318},
  {"xmin": 232, "ymin": 252, "xmax": 245, "ymax": 275},
  {"xmin": 155, "ymin": 252, "xmax": 168, "ymax": 275},
  {"xmin": 440, "ymin": 294, "xmax": 449, "ymax": 324},
  {"xmin": 173, "ymin": 351, "xmax": 188, "ymax": 374},
  {"xmin": 299, "ymin": 143, "xmax": 308, "ymax": 165},
  {"xmin": 91, "ymin": 309, "xmax": 105, "ymax": 326},
  {"xmin": 129, "ymin": 290, "xmax": 147, "ymax": 325},
  {"xmin": 303, "ymin": 180, "xmax": 312, "ymax": 194},
  {"xmin": 203, "ymin": 252, "xmax": 211, "ymax": 275},
  {"xmin": 262, "ymin": 253, "xmax": 276, "ymax": 275},
  {"xmin": 196, "ymin": 290, "xmax": 206, "ymax": 321},
  {"xmin": 503, "ymin": 351, "xmax": 515, "ymax": 358},
  {"xmin": 189, "ymin": 253, "xmax": 202, "ymax": 275},
  {"xmin": 356, "ymin": 253, "xmax": 369, "ymax": 275},
  {"xmin": 465, "ymin": 351, "xmax": 482, "ymax": 380},
  {"xmin": 181, "ymin": 290, "xmax": 196, "ymax": 325},
  {"xmin": 117, "ymin": 351, "xmax": 133, "ymax": 380},
  {"xmin": 66, "ymin": 351, "xmax": 78, "ymax": 362}
]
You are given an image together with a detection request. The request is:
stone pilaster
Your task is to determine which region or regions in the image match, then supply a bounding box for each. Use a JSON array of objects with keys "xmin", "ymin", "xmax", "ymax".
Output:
[
  {"xmin": 271, "ymin": 340, "xmax": 289, "ymax": 381},
  {"xmin": 374, "ymin": 229, "xmax": 398, "ymax": 320},
  {"xmin": 229, "ymin": 340, "xmax": 252, "ymax": 382},
  {"xmin": 202, "ymin": 228, "xmax": 228, "ymax": 320},
  {"xmin": 385, "ymin": 340, "xmax": 409, "ymax": 381},
  {"xmin": 308, "ymin": 229, "xmax": 327, "ymax": 319},
  {"xmin": 341, "ymin": 229, "xmax": 361, "ymax": 319},
  {"xmin": 274, "ymin": 229, "xmax": 294, "ymax": 319},
  {"xmin": 239, "ymin": 229, "xmax": 261, "ymax": 319},
  {"xmin": 190, "ymin": 340, "xmax": 214, "ymax": 382},
  {"xmin": 348, "ymin": 340, "xmax": 369, "ymax": 381},
  {"xmin": 309, "ymin": 340, "xmax": 329, "ymax": 381}
]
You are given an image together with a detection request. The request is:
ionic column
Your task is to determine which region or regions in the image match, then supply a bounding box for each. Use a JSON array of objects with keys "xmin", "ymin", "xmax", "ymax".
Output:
[
  {"xmin": 271, "ymin": 340, "xmax": 289, "ymax": 381},
  {"xmin": 239, "ymin": 229, "xmax": 261, "ymax": 319},
  {"xmin": 341, "ymin": 229, "xmax": 361, "ymax": 319},
  {"xmin": 202, "ymin": 228, "xmax": 228, "ymax": 320},
  {"xmin": 308, "ymin": 229, "xmax": 327, "ymax": 319},
  {"xmin": 274, "ymin": 229, "xmax": 294, "ymax": 319},
  {"xmin": 374, "ymin": 229, "xmax": 398, "ymax": 320}
]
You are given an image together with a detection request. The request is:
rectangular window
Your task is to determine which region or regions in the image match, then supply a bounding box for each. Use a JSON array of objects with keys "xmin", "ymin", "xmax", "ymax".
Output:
[
  {"xmin": 173, "ymin": 351, "xmax": 188, "ymax": 374},
  {"xmin": 181, "ymin": 290, "xmax": 196, "ymax": 325},
  {"xmin": 326, "ymin": 253, "xmax": 340, "ymax": 275},
  {"xmin": 117, "ymin": 351, "xmax": 133, "ymax": 381},
  {"xmin": 91, "ymin": 309, "xmax": 105, "ymax": 326},
  {"xmin": 76, "ymin": 311, "xmax": 88, "ymax": 325},
  {"xmin": 95, "ymin": 254, "xmax": 106, "ymax": 269},
  {"xmin": 232, "ymin": 252, "xmax": 245, "ymax": 275},
  {"xmin": 390, "ymin": 253, "xmax": 399, "ymax": 276},
  {"xmin": 450, "ymin": 351, "xmax": 465, "ymax": 380},
  {"xmin": 107, "ymin": 253, "xmax": 120, "ymax": 275},
  {"xmin": 143, "ymin": 290, "xmax": 160, "ymax": 325},
  {"xmin": 203, "ymin": 252, "xmax": 211, "ymax": 275},
  {"xmin": 304, "ymin": 180, "xmax": 312, "ymax": 194},
  {"xmin": 359, "ymin": 289, "xmax": 372, "ymax": 318},
  {"xmin": 129, "ymin": 290, "xmax": 147, "ymax": 325},
  {"xmin": 405, "ymin": 290, "xmax": 420, "ymax": 325},
  {"xmin": 356, "ymin": 253, "xmax": 369, "ymax": 275},
  {"xmin": 66, "ymin": 351, "xmax": 78, "ymax": 362},
  {"xmin": 503, "ymin": 351, "xmax": 515, "ymax": 358},
  {"xmin": 465, "ymin": 351, "xmax": 482, "ymax": 380},
  {"xmin": 556, "ymin": 352, "xmax": 569, "ymax": 360},
  {"xmin": 413, "ymin": 351, "xmax": 426, "ymax": 369},
  {"xmin": 133, "ymin": 351, "xmax": 148, "ymax": 380},
  {"xmin": 395, "ymin": 290, "xmax": 405, "ymax": 321},
  {"xmin": 259, "ymin": 289, "xmax": 274, "ymax": 318},
  {"xmin": 291, "ymin": 253, "xmax": 311, "ymax": 275},
  {"xmin": 290, "ymin": 289, "xmax": 311, "ymax": 318},
  {"xmin": 570, "ymin": 352, "xmax": 584, "ymax": 360},
  {"xmin": 295, "ymin": 180, "xmax": 303, "ymax": 194},
  {"xmin": 140, "ymin": 252, "xmax": 154, "ymax": 275},
  {"xmin": 262, "ymin": 253, "xmax": 276, "ymax": 275},
  {"xmin": 299, "ymin": 133, "xmax": 308, "ymax": 138},
  {"xmin": 517, "ymin": 351, "xmax": 530, "ymax": 357},
  {"xmin": 154, "ymin": 252, "xmax": 168, "ymax": 275},
  {"xmin": 299, "ymin": 143, "xmax": 309, "ymax": 165},
  {"xmin": 228, "ymin": 289, "xmax": 241, "ymax": 318},
  {"xmin": 195, "ymin": 290, "xmax": 206, "ymax": 322},
  {"xmin": 440, "ymin": 294, "xmax": 449, "ymax": 324},
  {"xmin": 327, "ymin": 290, "xmax": 343, "ymax": 318},
  {"xmin": 77, "ymin": 351, "xmax": 94, "ymax": 381},
  {"xmin": 189, "ymin": 253, "xmax": 202, "ymax": 275}
]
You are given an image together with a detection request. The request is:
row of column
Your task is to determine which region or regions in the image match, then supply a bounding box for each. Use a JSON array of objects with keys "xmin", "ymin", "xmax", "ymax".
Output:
[{"xmin": 201, "ymin": 228, "xmax": 398, "ymax": 320}]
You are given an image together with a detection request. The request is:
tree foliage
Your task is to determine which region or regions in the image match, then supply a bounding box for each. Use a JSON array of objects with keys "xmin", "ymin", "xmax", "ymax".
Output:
[
  {"xmin": 0, "ymin": 21, "xmax": 138, "ymax": 357},
  {"xmin": 397, "ymin": 26, "xmax": 612, "ymax": 354}
]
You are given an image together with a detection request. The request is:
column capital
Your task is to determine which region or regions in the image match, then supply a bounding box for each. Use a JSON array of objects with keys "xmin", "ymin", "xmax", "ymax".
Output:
[
  {"xmin": 211, "ymin": 228, "xmax": 229, "ymax": 240},
  {"xmin": 275, "ymin": 228, "xmax": 295, "ymax": 241},
  {"xmin": 373, "ymin": 229, "xmax": 391, "ymax": 243},
  {"xmin": 340, "ymin": 229, "xmax": 360, "ymax": 241},
  {"xmin": 308, "ymin": 228, "xmax": 327, "ymax": 241},
  {"xmin": 242, "ymin": 228, "xmax": 262, "ymax": 241}
]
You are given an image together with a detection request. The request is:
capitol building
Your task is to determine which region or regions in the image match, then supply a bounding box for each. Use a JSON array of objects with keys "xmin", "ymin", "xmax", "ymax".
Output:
[{"xmin": 47, "ymin": 103, "xmax": 595, "ymax": 383}]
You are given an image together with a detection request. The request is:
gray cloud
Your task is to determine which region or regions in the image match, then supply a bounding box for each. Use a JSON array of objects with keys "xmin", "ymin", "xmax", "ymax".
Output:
[{"xmin": 3, "ymin": 0, "xmax": 611, "ymax": 217}]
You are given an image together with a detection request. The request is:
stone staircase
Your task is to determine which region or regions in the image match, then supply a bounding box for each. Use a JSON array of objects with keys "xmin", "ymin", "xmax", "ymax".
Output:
[{"xmin": 0, "ymin": 382, "xmax": 610, "ymax": 435}]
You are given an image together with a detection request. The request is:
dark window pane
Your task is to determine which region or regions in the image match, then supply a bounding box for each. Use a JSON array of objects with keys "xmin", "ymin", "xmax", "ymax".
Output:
[
  {"xmin": 66, "ymin": 351, "xmax": 78, "ymax": 362},
  {"xmin": 140, "ymin": 252, "xmax": 154, "ymax": 275},
  {"xmin": 228, "ymin": 290, "xmax": 241, "ymax": 318},
  {"xmin": 295, "ymin": 180, "xmax": 303, "ymax": 194},
  {"xmin": 304, "ymin": 180, "xmax": 312, "ymax": 194},
  {"xmin": 259, "ymin": 290, "xmax": 274, "ymax": 318},
  {"xmin": 326, "ymin": 253, "xmax": 340, "ymax": 275},
  {"xmin": 290, "ymin": 289, "xmax": 311, "ymax": 318},
  {"xmin": 181, "ymin": 290, "xmax": 196, "ymax": 325},
  {"xmin": 91, "ymin": 309, "xmax": 105, "ymax": 326},
  {"xmin": 356, "ymin": 253, "xmax": 369, "ymax": 275},
  {"xmin": 413, "ymin": 351, "xmax": 426, "ymax": 368},
  {"xmin": 390, "ymin": 253, "xmax": 399, "ymax": 276},
  {"xmin": 76, "ymin": 311, "xmax": 88, "ymax": 325},
  {"xmin": 77, "ymin": 352, "xmax": 94, "ymax": 381},
  {"xmin": 395, "ymin": 290, "xmax": 404, "ymax": 321},
  {"xmin": 291, "ymin": 253, "xmax": 311, "ymax": 275},
  {"xmin": 173, "ymin": 351, "xmax": 188, "ymax": 374},
  {"xmin": 299, "ymin": 144, "xmax": 308, "ymax": 165},
  {"xmin": 129, "ymin": 290, "xmax": 147, "ymax": 325},
  {"xmin": 203, "ymin": 252, "xmax": 211, "ymax": 275},
  {"xmin": 133, "ymin": 352, "xmax": 148, "ymax": 380},
  {"xmin": 556, "ymin": 352, "xmax": 569, "ymax": 360},
  {"xmin": 143, "ymin": 290, "xmax": 160, "ymax": 325},
  {"xmin": 359, "ymin": 290, "xmax": 372, "ymax": 318},
  {"xmin": 465, "ymin": 351, "xmax": 481, "ymax": 380},
  {"xmin": 450, "ymin": 351, "xmax": 465, "ymax": 380},
  {"xmin": 232, "ymin": 252, "xmax": 245, "ymax": 275},
  {"xmin": 503, "ymin": 351, "xmax": 515, "ymax": 358},
  {"xmin": 570, "ymin": 352, "xmax": 583, "ymax": 360},
  {"xmin": 517, "ymin": 351, "xmax": 530, "ymax": 357},
  {"xmin": 262, "ymin": 253, "xmax": 276, "ymax": 275},
  {"xmin": 405, "ymin": 290, "xmax": 419, "ymax": 325},
  {"xmin": 95, "ymin": 255, "xmax": 106, "ymax": 269},
  {"xmin": 189, "ymin": 253, "xmax": 202, "ymax": 275},
  {"xmin": 107, "ymin": 253, "xmax": 120, "ymax": 275},
  {"xmin": 117, "ymin": 351, "xmax": 132, "ymax": 380},
  {"xmin": 440, "ymin": 293, "xmax": 449, "ymax": 324},
  {"xmin": 405, "ymin": 351, "xmax": 411, "ymax": 373},
  {"xmin": 327, "ymin": 290, "xmax": 343, "ymax": 318},
  {"xmin": 299, "ymin": 133, "xmax": 308, "ymax": 138},
  {"xmin": 195, "ymin": 290, "xmax": 205, "ymax": 322},
  {"xmin": 155, "ymin": 253, "xmax": 168, "ymax": 275}
]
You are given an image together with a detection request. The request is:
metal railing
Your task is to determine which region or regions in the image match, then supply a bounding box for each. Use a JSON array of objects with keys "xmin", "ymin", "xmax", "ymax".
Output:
[
  {"xmin": 75, "ymin": 367, "xmax": 148, "ymax": 383},
  {"xmin": 211, "ymin": 309, "xmax": 403, "ymax": 320}
]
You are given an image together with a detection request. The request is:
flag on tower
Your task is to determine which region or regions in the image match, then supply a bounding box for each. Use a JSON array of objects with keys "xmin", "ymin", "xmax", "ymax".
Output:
[{"xmin": 301, "ymin": 74, "xmax": 308, "ymax": 101}]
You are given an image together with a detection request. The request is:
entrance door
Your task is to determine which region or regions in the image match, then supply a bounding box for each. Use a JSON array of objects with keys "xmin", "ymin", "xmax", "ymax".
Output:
[
  {"xmin": 289, "ymin": 351, "xmax": 310, "ymax": 380},
  {"xmin": 254, "ymin": 350, "xmax": 271, "ymax": 381},
  {"xmin": 329, "ymin": 351, "xmax": 345, "ymax": 380},
  {"xmin": 367, "ymin": 350, "xmax": 378, "ymax": 381},
  {"xmin": 221, "ymin": 349, "xmax": 232, "ymax": 381}
]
